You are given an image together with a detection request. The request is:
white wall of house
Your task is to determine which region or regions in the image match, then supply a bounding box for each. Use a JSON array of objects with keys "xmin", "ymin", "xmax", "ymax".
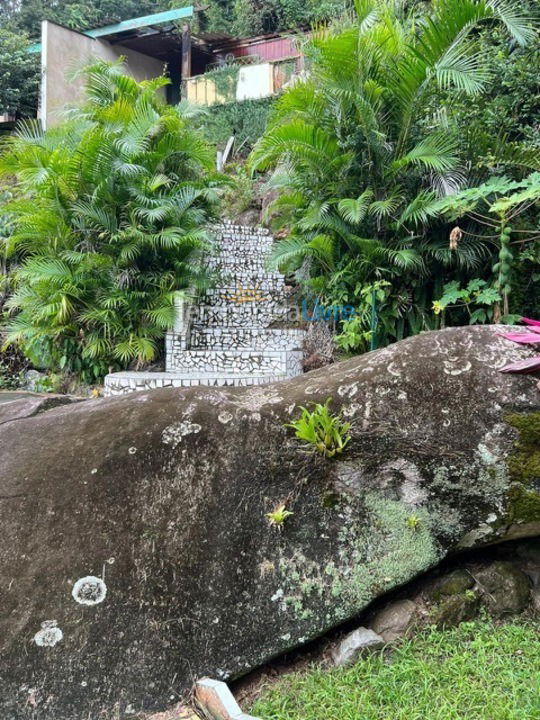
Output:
[{"xmin": 40, "ymin": 21, "xmax": 166, "ymax": 127}]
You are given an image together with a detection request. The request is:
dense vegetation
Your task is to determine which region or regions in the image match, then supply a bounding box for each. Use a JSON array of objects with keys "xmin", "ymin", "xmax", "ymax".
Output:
[
  {"xmin": 251, "ymin": 0, "xmax": 540, "ymax": 350},
  {"xmin": 0, "ymin": 61, "xmax": 221, "ymax": 382},
  {"xmin": 252, "ymin": 619, "xmax": 540, "ymax": 720},
  {"xmin": 0, "ymin": 0, "xmax": 539, "ymax": 383},
  {"xmin": 202, "ymin": 98, "xmax": 275, "ymax": 156},
  {"xmin": 1, "ymin": 0, "xmax": 166, "ymax": 38},
  {"xmin": 177, "ymin": 0, "xmax": 347, "ymax": 38}
]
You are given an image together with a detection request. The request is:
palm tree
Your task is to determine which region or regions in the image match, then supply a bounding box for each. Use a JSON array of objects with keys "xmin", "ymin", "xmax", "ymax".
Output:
[
  {"xmin": 250, "ymin": 0, "xmax": 538, "ymax": 341},
  {"xmin": 0, "ymin": 59, "xmax": 223, "ymax": 381}
]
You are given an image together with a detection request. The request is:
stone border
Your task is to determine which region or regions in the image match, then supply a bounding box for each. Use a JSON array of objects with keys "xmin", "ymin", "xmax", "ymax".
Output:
[{"xmin": 194, "ymin": 678, "xmax": 261, "ymax": 720}]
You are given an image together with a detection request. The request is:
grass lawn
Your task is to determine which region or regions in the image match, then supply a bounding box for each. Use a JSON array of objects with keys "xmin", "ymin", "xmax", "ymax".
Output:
[{"xmin": 251, "ymin": 620, "xmax": 540, "ymax": 720}]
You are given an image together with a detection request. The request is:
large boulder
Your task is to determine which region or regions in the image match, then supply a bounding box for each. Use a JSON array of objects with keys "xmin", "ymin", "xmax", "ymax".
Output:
[{"xmin": 0, "ymin": 326, "xmax": 539, "ymax": 718}]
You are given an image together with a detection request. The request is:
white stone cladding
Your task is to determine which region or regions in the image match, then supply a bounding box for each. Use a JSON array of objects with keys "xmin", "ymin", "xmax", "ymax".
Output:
[
  {"xmin": 104, "ymin": 223, "xmax": 304, "ymax": 396},
  {"xmin": 189, "ymin": 327, "xmax": 304, "ymax": 351}
]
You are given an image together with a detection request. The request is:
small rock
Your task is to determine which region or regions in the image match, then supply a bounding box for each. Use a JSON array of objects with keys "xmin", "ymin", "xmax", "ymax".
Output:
[
  {"xmin": 432, "ymin": 569, "xmax": 474, "ymax": 600},
  {"xmin": 23, "ymin": 369, "xmax": 47, "ymax": 392},
  {"xmin": 531, "ymin": 586, "xmax": 540, "ymax": 614},
  {"xmin": 331, "ymin": 627, "xmax": 385, "ymax": 667},
  {"xmin": 514, "ymin": 539, "xmax": 540, "ymax": 565},
  {"xmin": 431, "ymin": 591, "xmax": 479, "ymax": 629},
  {"xmin": 513, "ymin": 540, "xmax": 540, "ymax": 586},
  {"xmin": 475, "ymin": 561, "xmax": 530, "ymax": 616},
  {"xmin": 371, "ymin": 599, "xmax": 417, "ymax": 642}
]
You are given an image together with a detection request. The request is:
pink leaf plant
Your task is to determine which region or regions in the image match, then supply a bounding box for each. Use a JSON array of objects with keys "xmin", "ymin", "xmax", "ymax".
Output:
[{"xmin": 498, "ymin": 318, "xmax": 540, "ymax": 373}]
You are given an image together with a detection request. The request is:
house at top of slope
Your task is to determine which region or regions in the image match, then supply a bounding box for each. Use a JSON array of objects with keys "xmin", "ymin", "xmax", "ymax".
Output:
[{"xmin": 25, "ymin": 7, "xmax": 305, "ymax": 129}]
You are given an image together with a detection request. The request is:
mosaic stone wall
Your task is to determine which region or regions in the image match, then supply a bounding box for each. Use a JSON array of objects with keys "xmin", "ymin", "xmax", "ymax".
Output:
[
  {"xmin": 104, "ymin": 223, "xmax": 305, "ymax": 396},
  {"xmin": 188, "ymin": 327, "xmax": 304, "ymax": 351}
]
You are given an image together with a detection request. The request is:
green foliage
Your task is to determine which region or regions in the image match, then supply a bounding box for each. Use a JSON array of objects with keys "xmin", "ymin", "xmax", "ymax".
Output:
[
  {"xmin": 30, "ymin": 372, "xmax": 63, "ymax": 393},
  {"xmin": 286, "ymin": 399, "xmax": 351, "ymax": 458},
  {"xmin": 198, "ymin": 65, "xmax": 240, "ymax": 102},
  {"xmin": 0, "ymin": 361, "xmax": 25, "ymax": 389},
  {"xmin": 0, "ymin": 344, "xmax": 29, "ymax": 389},
  {"xmin": 334, "ymin": 315, "xmax": 370, "ymax": 353},
  {"xmin": 252, "ymin": 619, "xmax": 540, "ymax": 720},
  {"xmin": 201, "ymin": 98, "xmax": 276, "ymax": 156},
  {"xmin": 405, "ymin": 514, "xmax": 421, "ymax": 531},
  {"xmin": 438, "ymin": 3, "xmax": 540, "ymax": 157},
  {"xmin": 432, "ymin": 279, "xmax": 509, "ymax": 324},
  {"xmin": 219, "ymin": 163, "xmax": 257, "ymax": 218},
  {"xmin": 2, "ymin": 0, "xmax": 167, "ymax": 39},
  {"xmin": 437, "ymin": 173, "xmax": 540, "ymax": 315},
  {"xmin": 182, "ymin": 0, "xmax": 346, "ymax": 38},
  {"xmin": 334, "ymin": 281, "xmax": 390, "ymax": 352},
  {"xmin": 0, "ymin": 60, "xmax": 221, "ymax": 382},
  {"xmin": 266, "ymin": 504, "xmax": 294, "ymax": 528},
  {"xmin": 439, "ymin": 174, "xmax": 540, "ymax": 219},
  {"xmin": 250, "ymin": 0, "xmax": 539, "ymax": 346},
  {"xmin": 0, "ymin": 29, "xmax": 40, "ymax": 116}
]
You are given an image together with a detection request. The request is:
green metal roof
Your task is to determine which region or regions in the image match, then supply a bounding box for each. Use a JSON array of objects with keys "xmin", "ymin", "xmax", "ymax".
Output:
[{"xmin": 28, "ymin": 6, "xmax": 193, "ymax": 54}]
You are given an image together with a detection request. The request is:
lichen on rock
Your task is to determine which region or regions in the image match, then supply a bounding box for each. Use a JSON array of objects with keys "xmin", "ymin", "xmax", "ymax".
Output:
[
  {"xmin": 72, "ymin": 576, "xmax": 107, "ymax": 606},
  {"xmin": 34, "ymin": 621, "xmax": 63, "ymax": 648}
]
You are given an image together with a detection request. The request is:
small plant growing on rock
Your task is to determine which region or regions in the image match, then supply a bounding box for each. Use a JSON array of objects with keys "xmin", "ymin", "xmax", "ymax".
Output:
[
  {"xmin": 266, "ymin": 504, "xmax": 294, "ymax": 529},
  {"xmin": 286, "ymin": 399, "xmax": 351, "ymax": 458},
  {"xmin": 406, "ymin": 514, "xmax": 421, "ymax": 531}
]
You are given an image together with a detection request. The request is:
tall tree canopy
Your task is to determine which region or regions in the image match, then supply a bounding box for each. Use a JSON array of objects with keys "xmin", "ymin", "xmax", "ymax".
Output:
[
  {"xmin": 2, "ymin": 1, "xmax": 167, "ymax": 39},
  {"xmin": 0, "ymin": 28, "xmax": 40, "ymax": 116}
]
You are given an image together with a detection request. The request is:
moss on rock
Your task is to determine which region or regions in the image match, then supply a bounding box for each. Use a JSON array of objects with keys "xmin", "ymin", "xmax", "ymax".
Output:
[
  {"xmin": 503, "ymin": 413, "xmax": 540, "ymax": 525},
  {"xmin": 431, "ymin": 591, "xmax": 480, "ymax": 629},
  {"xmin": 475, "ymin": 561, "xmax": 531, "ymax": 616},
  {"xmin": 506, "ymin": 412, "xmax": 540, "ymax": 486},
  {"xmin": 432, "ymin": 569, "xmax": 474, "ymax": 600},
  {"xmin": 506, "ymin": 485, "xmax": 540, "ymax": 524}
]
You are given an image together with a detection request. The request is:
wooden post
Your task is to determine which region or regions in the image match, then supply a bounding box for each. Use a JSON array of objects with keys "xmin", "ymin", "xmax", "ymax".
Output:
[{"xmin": 182, "ymin": 22, "xmax": 192, "ymax": 81}]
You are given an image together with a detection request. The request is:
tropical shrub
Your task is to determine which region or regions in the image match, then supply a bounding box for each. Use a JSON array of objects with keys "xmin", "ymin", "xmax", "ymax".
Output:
[
  {"xmin": 250, "ymin": 0, "xmax": 539, "ymax": 347},
  {"xmin": 437, "ymin": 172, "xmax": 540, "ymax": 318},
  {"xmin": 432, "ymin": 279, "xmax": 507, "ymax": 325},
  {"xmin": 0, "ymin": 60, "xmax": 222, "ymax": 382},
  {"xmin": 441, "ymin": 0, "xmax": 540, "ymax": 154}
]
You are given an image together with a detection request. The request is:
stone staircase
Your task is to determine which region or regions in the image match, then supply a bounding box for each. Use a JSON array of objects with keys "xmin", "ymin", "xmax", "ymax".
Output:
[{"xmin": 103, "ymin": 223, "xmax": 304, "ymax": 396}]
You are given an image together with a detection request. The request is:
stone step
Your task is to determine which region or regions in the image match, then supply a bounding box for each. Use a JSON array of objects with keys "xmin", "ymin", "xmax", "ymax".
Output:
[
  {"xmin": 193, "ymin": 302, "xmax": 293, "ymax": 328},
  {"xmin": 213, "ymin": 243, "xmax": 274, "ymax": 260},
  {"xmin": 187, "ymin": 327, "xmax": 304, "ymax": 351},
  {"xmin": 104, "ymin": 222, "xmax": 305, "ymax": 398},
  {"xmin": 206, "ymin": 255, "xmax": 269, "ymax": 274},
  {"xmin": 212, "ymin": 272, "xmax": 287, "ymax": 290},
  {"xmin": 212, "ymin": 223, "xmax": 271, "ymax": 237},
  {"xmin": 210, "ymin": 274, "xmax": 287, "ymax": 292},
  {"xmin": 103, "ymin": 370, "xmax": 288, "ymax": 396},
  {"xmin": 214, "ymin": 231, "xmax": 274, "ymax": 244},
  {"xmin": 202, "ymin": 283, "xmax": 289, "ymax": 308},
  {"xmin": 217, "ymin": 270, "xmax": 285, "ymax": 282},
  {"xmin": 165, "ymin": 348, "xmax": 302, "ymax": 375}
]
